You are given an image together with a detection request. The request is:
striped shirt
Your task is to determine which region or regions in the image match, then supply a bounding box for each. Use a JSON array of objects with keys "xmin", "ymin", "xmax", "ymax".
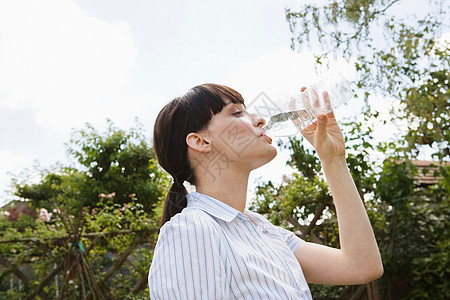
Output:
[{"xmin": 148, "ymin": 192, "xmax": 313, "ymax": 299}]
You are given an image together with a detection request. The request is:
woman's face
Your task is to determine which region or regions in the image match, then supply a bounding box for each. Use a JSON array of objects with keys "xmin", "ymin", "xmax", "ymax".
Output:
[{"xmin": 202, "ymin": 101, "xmax": 277, "ymax": 171}]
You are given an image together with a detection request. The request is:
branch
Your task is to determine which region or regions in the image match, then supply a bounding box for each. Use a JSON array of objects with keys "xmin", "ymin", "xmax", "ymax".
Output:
[
  {"xmin": 23, "ymin": 260, "xmax": 62, "ymax": 300},
  {"xmin": 84, "ymin": 235, "xmax": 144, "ymax": 300},
  {"xmin": 288, "ymin": 216, "xmax": 324, "ymax": 244},
  {"xmin": 296, "ymin": 0, "xmax": 402, "ymax": 58},
  {"xmin": 133, "ymin": 274, "xmax": 150, "ymax": 295},
  {"xmin": 303, "ymin": 203, "xmax": 327, "ymax": 237}
]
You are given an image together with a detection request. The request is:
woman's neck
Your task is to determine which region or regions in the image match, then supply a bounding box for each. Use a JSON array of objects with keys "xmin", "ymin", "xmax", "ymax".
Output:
[{"xmin": 195, "ymin": 166, "xmax": 250, "ymax": 213}]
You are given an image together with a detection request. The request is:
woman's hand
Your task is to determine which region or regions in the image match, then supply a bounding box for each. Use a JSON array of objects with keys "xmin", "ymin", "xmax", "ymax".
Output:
[{"xmin": 298, "ymin": 87, "xmax": 346, "ymax": 164}]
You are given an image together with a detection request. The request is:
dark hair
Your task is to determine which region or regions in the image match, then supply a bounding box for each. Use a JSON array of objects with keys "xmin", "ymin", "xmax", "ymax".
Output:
[{"xmin": 153, "ymin": 83, "xmax": 245, "ymax": 226}]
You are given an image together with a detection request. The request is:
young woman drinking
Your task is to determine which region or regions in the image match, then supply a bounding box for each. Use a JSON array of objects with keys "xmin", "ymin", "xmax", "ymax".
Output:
[{"xmin": 148, "ymin": 83, "xmax": 383, "ymax": 299}]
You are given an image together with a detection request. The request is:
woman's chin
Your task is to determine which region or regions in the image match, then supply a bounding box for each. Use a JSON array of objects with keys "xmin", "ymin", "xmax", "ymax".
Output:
[
  {"xmin": 252, "ymin": 147, "xmax": 278, "ymax": 170},
  {"xmin": 265, "ymin": 147, "xmax": 278, "ymax": 164}
]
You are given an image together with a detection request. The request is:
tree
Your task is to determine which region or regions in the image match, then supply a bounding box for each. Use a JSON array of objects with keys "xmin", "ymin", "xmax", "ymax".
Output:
[
  {"xmin": 1, "ymin": 121, "xmax": 168, "ymax": 299},
  {"xmin": 15, "ymin": 119, "xmax": 166, "ymax": 213},
  {"xmin": 286, "ymin": 0, "xmax": 449, "ymax": 159}
]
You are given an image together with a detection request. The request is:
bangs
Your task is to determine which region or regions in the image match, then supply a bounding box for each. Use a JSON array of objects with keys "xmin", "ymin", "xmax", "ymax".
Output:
[{"xmin": 181, "ymin": 83, "xmax": 245, "ymax": 132}]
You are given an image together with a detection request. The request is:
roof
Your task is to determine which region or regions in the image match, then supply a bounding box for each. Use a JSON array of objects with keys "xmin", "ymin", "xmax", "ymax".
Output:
[{"xmin": 411, "ymin": 160, "xmax": 448, "ymax": 185}]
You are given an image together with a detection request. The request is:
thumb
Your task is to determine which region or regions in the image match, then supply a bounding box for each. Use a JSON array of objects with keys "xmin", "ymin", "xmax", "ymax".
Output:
[{"xmin": 316, "ymin": 113, "xmax": 328, "ymax": 141}]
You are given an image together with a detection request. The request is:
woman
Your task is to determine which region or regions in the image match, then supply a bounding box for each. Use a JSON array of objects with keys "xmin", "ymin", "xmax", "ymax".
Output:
[{"xmin": 148, "ymin": 83, "xmax": 383, "ymax": 299}]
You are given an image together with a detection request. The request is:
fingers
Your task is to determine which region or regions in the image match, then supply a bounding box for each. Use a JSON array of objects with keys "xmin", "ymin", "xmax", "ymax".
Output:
[
  {"xmin": 299, "ymin": 85, "xmax": 327, "ymax": 113},
  {"xmin": 298, "ymin": 85, "xmax": 335, "ymax": 126},
  {"xmin": 322, "ymin": 91, "xmax": 332, "ymax": 112},
  {"xmin": 308, "ymin": 88, "xmax": 321, "ymax": 111},
  {"xmin": 321, "ymin": 91, "xmax": 336, "ymax": 118},
  {"xmin": 316, "ymin": 113, "xmax": 328, "ymax": 140},
  {"xmin": 301, "ymin": 90, "xmax": 312, "ymax": 110}
]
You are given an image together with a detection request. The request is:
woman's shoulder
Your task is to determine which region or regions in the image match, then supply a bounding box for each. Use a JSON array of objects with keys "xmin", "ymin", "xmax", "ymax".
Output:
[
  {"xmin": 245, "ymin": 210, "xmax": 275, "ymax": 227},
  {"xmin": 159, "ymin": 207, "xmax": 222, "ymax": 237}
]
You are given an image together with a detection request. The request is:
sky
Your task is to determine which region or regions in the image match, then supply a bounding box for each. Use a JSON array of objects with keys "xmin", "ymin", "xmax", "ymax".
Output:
[{"xmin": 0, "ymin": 0, "xmax": 447, "ymax": 206}]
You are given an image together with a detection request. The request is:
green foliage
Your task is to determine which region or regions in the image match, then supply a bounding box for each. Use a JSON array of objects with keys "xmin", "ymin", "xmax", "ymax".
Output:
[
  {"xmin": 409, "ymin": 165, "xmax": 450, "ymax": 299},
  {"xmin": 411, "ymin": 239, "xmax": 450, "ymax": 300},
  {"xmin": 376, "ymin": 159, "xmax": 415, "ymax": 207},
  {"xmin": 1, "ymin": 121, "xmax": 167, "ymax": 299},
  {"xmin": 283, "ymin": 138, "xmax": 321, "ymax": 179},
  {"xmin": 404, "ymin": 69, "xmax": 450, "ymax": 158},
  {"xmin": 15, "ymin": 119, "xmax": 167, "ymax": 213},
  {"xmin": 1, "ymin": 197, "xmax": 157, "ymax": 299},
  {"xmin": 67, "ymin": 119, "xmax": 167, "ymax": 212}
]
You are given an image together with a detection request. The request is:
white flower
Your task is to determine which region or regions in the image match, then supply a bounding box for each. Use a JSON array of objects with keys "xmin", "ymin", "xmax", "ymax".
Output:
[{"xmin": 36, "ymin": 208, "xmax": 52, "ymax": 222}]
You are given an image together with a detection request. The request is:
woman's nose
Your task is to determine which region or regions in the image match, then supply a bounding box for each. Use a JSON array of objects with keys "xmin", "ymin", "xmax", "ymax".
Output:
[{"xmin": 251, "ymin": 114, "xmax": 266, "ymax": 127}]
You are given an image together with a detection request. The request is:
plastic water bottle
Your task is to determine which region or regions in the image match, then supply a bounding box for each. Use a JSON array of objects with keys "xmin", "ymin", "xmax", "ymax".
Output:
[{"xmin": 262, "ymin": 73, "xmax": 354, "ymax": 137}]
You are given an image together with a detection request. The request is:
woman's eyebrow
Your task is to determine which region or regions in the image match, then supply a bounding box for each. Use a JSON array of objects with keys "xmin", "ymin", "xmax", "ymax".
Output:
[
  {"xmin": 223, "ymin": 102, "xmax": 240, "ymax": 109},
  {"xmin": 223, "ymin": 100, "xmax": 236, "ymax": 106},
  {"xmin": 223, "ymin": 101, "xmax": 245, "ymax": 111}
]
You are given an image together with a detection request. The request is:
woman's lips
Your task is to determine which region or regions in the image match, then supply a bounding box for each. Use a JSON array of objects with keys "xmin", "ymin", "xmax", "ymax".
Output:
[{"xmin": 260, "ymin": 132, "xmax": 272, "ymax": 144}]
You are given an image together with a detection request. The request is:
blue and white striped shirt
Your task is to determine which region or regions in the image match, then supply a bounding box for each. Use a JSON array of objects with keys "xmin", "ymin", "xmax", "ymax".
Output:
[{"xmin": 148, "ymin": 192, "xmax": 313, "ymax": 299}]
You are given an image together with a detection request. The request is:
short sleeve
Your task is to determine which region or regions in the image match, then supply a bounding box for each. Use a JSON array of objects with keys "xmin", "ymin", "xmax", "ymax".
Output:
[
  {"xmin": 277, "ymin": 226, "xmax": 305, "ymax": 253},
  {"xmin": 148, "ymin": 211, "xmax": 229, "ymax": 300}
]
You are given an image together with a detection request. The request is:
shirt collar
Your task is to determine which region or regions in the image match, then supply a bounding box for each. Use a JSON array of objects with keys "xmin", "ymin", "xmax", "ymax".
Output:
[{"xmin": 186, "ymin": 192, "xmax": 241, "ymax": 222}]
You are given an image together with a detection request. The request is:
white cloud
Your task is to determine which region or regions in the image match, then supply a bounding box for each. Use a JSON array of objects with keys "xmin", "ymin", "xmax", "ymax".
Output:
[
  {"xmin": 0, "ymin": 150, "xmax": 33, "ymax": 205},
  {"xmin": 0, "ymin": 0, "xmax": 141, "ymax": 205},
  {"xmin": 0, "ymin": 0, "xmax": 138, "ymax": 131}
]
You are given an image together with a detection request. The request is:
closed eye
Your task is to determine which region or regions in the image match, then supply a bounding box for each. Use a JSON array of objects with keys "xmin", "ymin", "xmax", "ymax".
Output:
[{"xmin": 232, "ymin": 111, "xmax": 244, "ymax": 117}]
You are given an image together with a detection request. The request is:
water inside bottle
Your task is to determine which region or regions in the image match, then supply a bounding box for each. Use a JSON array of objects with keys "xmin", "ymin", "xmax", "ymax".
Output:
[{"xmin": 263, "ymin": 107, "xmax": 330, "ymax": 136}]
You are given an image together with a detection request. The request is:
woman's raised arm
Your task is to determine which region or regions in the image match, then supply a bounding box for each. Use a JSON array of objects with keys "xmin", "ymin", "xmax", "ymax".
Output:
[{"xmin": 293, "ymin": 89, "xmax": 383, "ymax": 284}]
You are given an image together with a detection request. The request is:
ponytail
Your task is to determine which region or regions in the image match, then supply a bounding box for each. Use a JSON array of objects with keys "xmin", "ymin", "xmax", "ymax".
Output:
[{"xmin": 160, "ymin": 178, "xmax": 188, "ymax": 227}]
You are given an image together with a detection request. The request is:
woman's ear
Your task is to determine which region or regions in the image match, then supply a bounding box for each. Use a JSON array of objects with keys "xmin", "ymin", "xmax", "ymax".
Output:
[{"xmin": 186, "ymin": 132, "xmax": 212, "ymax": 153}]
